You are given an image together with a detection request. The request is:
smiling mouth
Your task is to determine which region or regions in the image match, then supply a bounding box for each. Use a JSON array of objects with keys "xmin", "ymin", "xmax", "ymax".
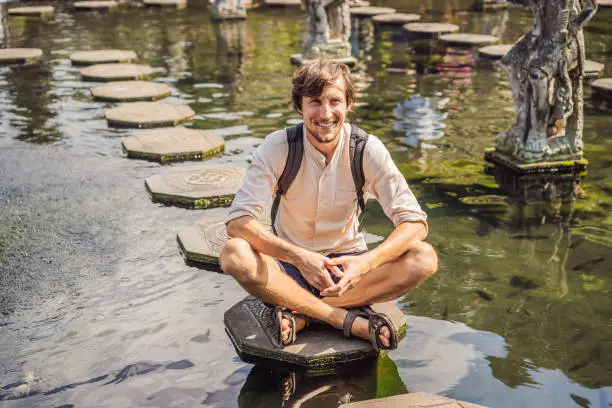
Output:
[{"xmin": 315, "ymin": 121, "xmax": 337, "ymax": 129}]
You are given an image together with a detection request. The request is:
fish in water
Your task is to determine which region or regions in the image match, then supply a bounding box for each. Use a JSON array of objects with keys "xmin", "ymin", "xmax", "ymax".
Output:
[
  {"xmin": 474, "ymin": 290, "xmax": 494, "ymax": 301},
  {"xmin": 573, "ymin": 257, "xmax": 605, "ymax": 272},
  {"xmin": 510, "ymin": 276, "xmax": 541, "ymax": 290}
]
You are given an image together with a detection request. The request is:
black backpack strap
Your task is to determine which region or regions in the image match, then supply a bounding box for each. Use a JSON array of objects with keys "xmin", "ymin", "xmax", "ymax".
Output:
[
  {"xmin": 349, "ymin": 124, "xmax": 369, "ymax": 231},
  {"xmin": 270, "ymin": 124, "xmax": 304, "ymax": 235}
]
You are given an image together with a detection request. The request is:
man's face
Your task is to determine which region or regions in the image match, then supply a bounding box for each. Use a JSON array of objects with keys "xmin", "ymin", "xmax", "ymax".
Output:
[{"xmin": 300, "ymin": 76, "xmax": 350, "ymax": 145}]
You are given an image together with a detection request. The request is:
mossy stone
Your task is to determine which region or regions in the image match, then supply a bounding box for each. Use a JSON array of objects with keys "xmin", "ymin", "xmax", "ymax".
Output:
[
  {"xmin": 142, "ymin": 0, "xmax": 187, "ymax": 9},
  {"xmin": 74, "ymin": 1, "xmax": 119, "ymax": 11},
  {"xmin": 91, "ymin": 81, "xmax": 172, "ymax": 102},
  {"xmin": 105, "ymin": 102, "xmax": 195, "ymax": 128},
  {"xmin": 439, "ymin": 33, "xmax": 499, "ymax": 47},
  {"xmin": 350, "ymin": 6, "xmax": 396, "ymax": 17},
  {"xmin": 372, "ymin": 13, "xmax": 420, "ymax": 25},
  {"xmin": 81, "ymin": 63, "xmax": 153, "ymax": 82},
  {"xmin": 0, "ymin": 48, "xmax": 43, "ymax": 66},
  {"xmin": 8, "ymin": 6, "xmax": 55, "ymax": 17},
  {"xmin": 70, "ymin": 50, "xmax": 137, "ymax": 66}
]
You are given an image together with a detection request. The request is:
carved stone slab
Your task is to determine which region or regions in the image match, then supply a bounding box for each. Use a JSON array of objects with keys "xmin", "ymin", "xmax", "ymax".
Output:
[
  {"xmin": 403, "ymin": 22, "xmax": 459, "ymax": 38},
  {"xmin": 81, "ymin": 63, "xmax": 153, "ymax": 82},
  {"xmin": 105, "ymin": 102, "xmax": 195, "ymax": 128},
  {"xmin": 91, "ymin": 81, "xmax": 172, "ymax": 102},
  {"xmin": 122, "ymin": 127, "xmax": 224, "ymax": 163},
  {"xmin": 372, "ymin": 13, "xmax": 420, "ymax": 25},
  {"xmin": 439, "ymin": 33, "xmax": 499, "ymax": 47},
  {"xmin": 143, "ymin": 0, "xmax": 187, "ymax": 9},
  {"xmin": 146, "ymin": 164, "xmax": 244, "ymax": 209},
  {"xmin": 584, "ymin": 60, "xmax": 604, "ymax": 79},
  {"xmin": 178, "ymin": 211, "xmax": 269, "ymax": 266},
  {"xmin": 8, "ymin": 6, "xmax": 55, "ymax": 16},
  {"xmin": 264, "ymin": 0, "xmax": 301, "ymax": 6},
  {"xmin": 478, "ymin": 44, "xmax": 512, "ymax": 60},
  {"xmin": 342, "ymin": 392, "xmax": 488, "ymax": 408},
  {"xmin": 0, "ymin": 48, "xmax": 43, "ymax": 66},
  {"xmin": 350, "ymin": 6, "xmax": 396, "ymax": 17},
  {"xmin": 70, "ymin": 49, "xmax": 137, "ymax": 65},
  {"xmin": 591, "ymin": 78, "xmax": 612, "ymax": 112},
  {"xmin": 224, "ymin": 297, "xmax": 407, "ymax": 369},
  {"xmin": 74, "ymin": 1, "xmax": 119, "ymax": 11}
]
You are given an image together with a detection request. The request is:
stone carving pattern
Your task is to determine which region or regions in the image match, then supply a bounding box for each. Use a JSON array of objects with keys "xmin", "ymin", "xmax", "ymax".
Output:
[
  {"xmin": 301, "ymin": 0, "xmax": 351, "ymax": 59},
  {"xmin": 496, "ymin": 0, "xmax": 597, "ymax": 163},
  {"xmin": 212, "ymin": 0, "xmax": 245, "ymax": 17},
  {"xmin": 195, "ymin": 218, "xmax": 228, "ymax": 255},
  {"xmin": 137, "ymin": 132, "xmax": 212, "ymax": 151},
  {"xmin": 163, "ymin": 167, "xmax": 242, "ymax": 193}
]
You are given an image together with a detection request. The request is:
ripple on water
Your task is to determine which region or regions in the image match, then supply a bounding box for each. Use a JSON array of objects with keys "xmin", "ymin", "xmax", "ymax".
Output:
[{"xmin": 393, "ymin": 95, "xmax": 449, "ymax": 146}]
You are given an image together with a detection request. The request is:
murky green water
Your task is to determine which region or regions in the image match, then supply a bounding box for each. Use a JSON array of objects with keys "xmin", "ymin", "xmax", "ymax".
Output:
[{"xmin": 0, "ymin": 1, "xmax": 610, "ymax": 407}]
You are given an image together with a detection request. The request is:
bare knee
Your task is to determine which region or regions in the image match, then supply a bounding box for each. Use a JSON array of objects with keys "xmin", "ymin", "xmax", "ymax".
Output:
[
  {"xmin": 219, "ymin": 238, "xmax": 260, "ymax": 284},
  {"xmin": 400, "ymin": 241, "xmax": 438, "ymax": 281}
]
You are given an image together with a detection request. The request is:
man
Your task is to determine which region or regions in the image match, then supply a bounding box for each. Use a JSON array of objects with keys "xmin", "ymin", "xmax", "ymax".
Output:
[{"xmin": 220, "ymin": 58, "xmax": 437, "ymax": 350}]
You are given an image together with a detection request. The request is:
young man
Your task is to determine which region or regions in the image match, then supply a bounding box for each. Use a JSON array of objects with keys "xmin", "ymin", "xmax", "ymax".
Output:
[{"xmin": 220, "ymin": 58, "xmax": 437, "ymax": 349}]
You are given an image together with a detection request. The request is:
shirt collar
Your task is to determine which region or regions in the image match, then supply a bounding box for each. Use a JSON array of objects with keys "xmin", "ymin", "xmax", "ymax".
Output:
[{"xmin": 303, "ymin": 123, "xmax": 348, "ymax": 168}]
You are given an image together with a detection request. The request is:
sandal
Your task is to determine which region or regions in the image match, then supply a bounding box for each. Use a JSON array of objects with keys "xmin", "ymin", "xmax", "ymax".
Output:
[
  {"xmin": 342, "ymin": 306, "xmax": 398, "ymax": 351},
  {"xmin": 275, "ymin": 306, "xmax": 312, "ymax": 347}
]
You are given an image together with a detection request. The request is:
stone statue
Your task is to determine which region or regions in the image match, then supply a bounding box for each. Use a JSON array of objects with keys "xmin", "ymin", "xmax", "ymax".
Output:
[
  {"xmin": 211, "ymin": 0, "xmax": 246, "ymax": 20},
  {"xmin": 301, "ymin": 0, "xmax": 351, "ymax": 59},
  {"xmin": 495, "ymin": 0, "xmax": 597, "ymax": 163}
]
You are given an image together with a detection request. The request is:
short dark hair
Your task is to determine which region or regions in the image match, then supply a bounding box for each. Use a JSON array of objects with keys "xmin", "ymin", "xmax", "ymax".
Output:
[{"xmin": 291, "ymin": 58, "xmax": 355, "ymax": 113}]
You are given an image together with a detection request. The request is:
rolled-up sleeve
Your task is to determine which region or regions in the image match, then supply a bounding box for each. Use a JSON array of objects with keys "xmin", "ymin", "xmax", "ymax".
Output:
[
  {"xmin": 363, "ymin": 136, "xmax": 428, "ymax": 233},
  {"xmin": 227, "ymin": 131, "xmax": 287, "ymax": 223}
]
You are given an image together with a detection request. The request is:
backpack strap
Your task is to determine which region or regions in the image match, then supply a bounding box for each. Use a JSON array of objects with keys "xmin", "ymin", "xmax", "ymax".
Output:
[
  {"xmin": 271, "ymin": 124, "xmax": 304, "ymax": 235},
  {"xmin": 349, "ymin": 124, "xmax": 369, "ymax": 231}
]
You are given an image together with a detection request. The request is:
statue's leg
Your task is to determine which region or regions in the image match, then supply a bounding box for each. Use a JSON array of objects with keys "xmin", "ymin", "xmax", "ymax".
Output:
[{"xmin": 523, "ymin": 64, "xmax": 553, "ymax": 160}]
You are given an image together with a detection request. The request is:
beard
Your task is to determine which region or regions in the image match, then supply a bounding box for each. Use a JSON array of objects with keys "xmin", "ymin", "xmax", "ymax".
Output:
[{"xmin": 304, "ymin": 122, "xmax": 342, "ymax": 144}]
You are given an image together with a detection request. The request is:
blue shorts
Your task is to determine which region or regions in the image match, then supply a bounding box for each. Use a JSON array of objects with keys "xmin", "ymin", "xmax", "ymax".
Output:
[{"xmin": 276, "ymin": 251, "xmax": 365, "ymax": 298}]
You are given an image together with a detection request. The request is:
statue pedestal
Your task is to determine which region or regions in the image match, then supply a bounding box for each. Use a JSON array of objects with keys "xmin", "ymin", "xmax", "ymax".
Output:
[
  {"xmin": 290, "ymin": 54, "xmax": 357, "ymax": 67},
  {"xmin": 291, "ymin": 39, "xmax": 357, "ymax": 67},
  {"xmin": 484, "ymin": 148, "xmax": 586, "ymax": 202}
]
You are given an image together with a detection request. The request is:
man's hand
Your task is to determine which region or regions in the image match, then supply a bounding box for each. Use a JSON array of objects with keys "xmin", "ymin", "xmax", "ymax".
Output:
[
  {"xmin": 319, "ymin": 254, "xmax": 371, "ymax": 297},
  {"xmin": 294, "ymin": 250, "xmax": 343, "ymax": 292}
]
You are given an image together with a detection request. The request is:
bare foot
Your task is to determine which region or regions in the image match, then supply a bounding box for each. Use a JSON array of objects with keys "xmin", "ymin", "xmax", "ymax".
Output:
[
  {"xmin": 280, "ymin": 313, "xmax": 308, "ymax": 345},
  {"xmin": 350, "ymin": 316, "xmax": 391, "ymax": 348}
]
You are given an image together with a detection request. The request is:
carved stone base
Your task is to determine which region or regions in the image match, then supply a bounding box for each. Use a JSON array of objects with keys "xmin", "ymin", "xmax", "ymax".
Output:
[
  {"xmin": 211, "ymin": 8, "xmax": 247, "ymax": 20},
  {"xmin": 290, "ymin": 54, "xmax": 357, "ymax": 67}
]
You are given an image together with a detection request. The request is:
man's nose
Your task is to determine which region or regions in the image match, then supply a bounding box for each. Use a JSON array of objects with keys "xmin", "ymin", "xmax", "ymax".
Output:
[{"xmin": 320, "ymin": 103, "xmax": 333, "ymax": 118}]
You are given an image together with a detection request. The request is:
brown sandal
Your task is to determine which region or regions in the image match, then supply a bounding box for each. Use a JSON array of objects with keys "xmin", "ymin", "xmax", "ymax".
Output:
[{"xmin": 342, "ymin": 307, "xmax": 398, "ymax": 351}]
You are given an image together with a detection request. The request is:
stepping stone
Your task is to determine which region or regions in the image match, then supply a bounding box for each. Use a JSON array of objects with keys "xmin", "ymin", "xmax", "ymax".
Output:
[
  {"xmin": 178, "ymin": 210, "xmax": 268, "ymax": 267},
  {"xmin": 74, "ymin": 1, "xmax": 119, "ymax": 11},
  {"xmin": 91, "ymin": 81, "xmax": 172, "ymax": 102},
  {"xmin": 350, "ymin": 6, "xmax": 396, "ymax": 17},
  {"xmin": 350, "ymin": 0, "xmax": 370, "ymax": 7},
  {"xmin": 372, "ymin": 13, "xmax": 420, "ymax": 25},
  {"xmin": 0, "ymin": 48, "xmax": 43, "ymax": 66},
  {"xmin": 403, "ymin": 22, "xmax": 460, "ymax": 39},
  {"xmin": 599, "ymin": 0, "xmax": 612, "ymax": 7},
  {"xmin": 147, "ymin": 164, "xmax": 243, "ymax": 209},
  {"xmin": 224, "ymin": 297, "xmax": 407, "ymax": 369},
  {"xmin": 478, "ymin": 43, "xmax": 512, "ymax": 60},
  {"xmin": 439, "ymin": 33, "xmax": 499, "ymax": 47},
  {"xmin": 70, "ymin": 49, "xmax": 137, "ymax": 66},
  {"xmin": 105, "ymin": 102, "xmax": 195, "ymax": 128},
  {"xmin": 585, "ymin": 60, "xmax": 604, "ymax": 79},
  {"xmin": 122, "ymin": 127, "xmax": 224, "ymax": 163},
  {"xmin": 342, "ymin": 392, "xmax": 488, "ymax": 408},
  {"xmin": 8, "ymin": 6, "xmax": 55, "ymax": 17},
  {"xmin": 264, "ymin": 0, "xmax": 301, "ymax": 6},
  {"xmin": 80, "ymin": 63, "xmax": 153, "ymax": 82},
  {"xmin": 591, "ymin": 78, "xmax": 612, "ymax": 112},
  {"xmin": 142, "ymin": 0, "xmax": 187, "ymax": 9}
]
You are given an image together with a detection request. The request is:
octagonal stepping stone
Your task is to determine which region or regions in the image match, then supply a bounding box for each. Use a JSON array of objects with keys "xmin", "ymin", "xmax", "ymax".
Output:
[
  {"xmin": 591, "ymin": 78, "xmax": 612, "ymax": 112},
  {"xmin": 585, "ymin": 60, "xmax": 604, "ymax": 79},
  {"xmin": 105, "ymin": 101, "xmax": 195, "ymax": 128},
  {"xmin": 143, "ymin": 0, "xmax": 187, "ymax": 8},
  {"xmin": 92, "ymin": 81, "xmax": 172, "ymax": 102},
  {"xmin": 439, "ymin": 33, "xmax": 499, "ymax": 47},
  {"xmin": 264, "ymin": 0, "xmax": 301, "ymax": 6},
  {"xmin": 147, "ymin": 164, "xmax": 244, "ymax": 209},
  {"xmin": 0, "ymin": 48, "xmax": 43, "ymax": 66},
  {"xmin": 478, "ymin": 43, "xmax": 512, "ymax": 60},
  {"xmin": 8, "ymin": 6, "xmax": 55, "ymax": 17},
  {"xmin": 122, "ymin": 127, "xmax": 224, "ymax": 163},
  {"xmin": 81, "ymin": 63, "xmax": 153, "ymax": 82},
  {"xmin": 224, "ymin": 296, "xmax": 406, "ymax": 369},
  {"xmin": 403, "ymin": 22, "xmax": 459, "ymax": 38},
  {"xmin": 350, "ymin": 6, "xmax": 396, "ymax": 17},
  {"xmin": 372, "ymin": 13, "xmax": 420, "ymax": 25},
  {"xmin": 178, "ymin": 211, "xmax": 270, "ymax": 267},
  {"xmin": 70, "ymin": 49, "xmax": 137, "ymax": 66},
  {"xmin": 74, "ymin": 1, "xmax": 119, "ymax": 11},
  {"xmin": 343, "ymin": 392, "xmax": 488, "ymax": 408}
]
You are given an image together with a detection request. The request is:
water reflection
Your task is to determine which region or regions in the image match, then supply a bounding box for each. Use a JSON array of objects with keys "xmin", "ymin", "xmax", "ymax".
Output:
[{"xmin": 393, "ymin": 95, "xmax": 448, "ymax": 148}]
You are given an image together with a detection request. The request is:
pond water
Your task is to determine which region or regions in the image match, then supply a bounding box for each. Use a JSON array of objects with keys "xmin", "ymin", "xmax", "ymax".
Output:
[{"xmin": 0, "ymin": 0, "xmax": 611, "ymax": 407}]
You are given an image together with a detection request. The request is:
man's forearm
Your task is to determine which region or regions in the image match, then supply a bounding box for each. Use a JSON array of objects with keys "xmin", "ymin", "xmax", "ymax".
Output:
[
  {"xmin": 362, "ymin": 221, "xmax": 427, "ymax": 272},
  {"xmin": 226, "ymin": 216, "xmax": 305, "ymax": 264}
]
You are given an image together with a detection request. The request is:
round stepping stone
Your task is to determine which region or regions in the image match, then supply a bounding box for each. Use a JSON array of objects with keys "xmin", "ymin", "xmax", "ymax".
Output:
[
  {"xmin": 403, "ymin": 22, "xmax": 459, "ymax": 38},
  {"xmin": 350, "ymin": 6, "xmax": 396, "ymax": 17},
  {"xmin": 105, "ymin": 102, "xmax": 195, "ymax": 128},
  {"xmin": 478, "ymin": 44, "xmax": 512, "ymax": 60},
  {"xmin": 349, "ymin": 0, "xmax": 370, "ymax": 7},
  {"xmin": 8, "ymin": 6, "xmax": 55, "ymax": 17},
  {"xmin": 80, "ymin": 63, "xmax": 153, "ymax": 82},
  {"xmin": 143, "ymin": 0, "xmax": 187, "ymax": 8},
  {"xmin": 91, "ymin": 81, "xmax": 172, "ymax": 102},
  {"xmin": 224, "ymin": 296, "xmax": 406, "ymax": 368},
  {"xmin": 70, "ymin": 49, "xmax": 137, "ymax": 66},
  {"xmin": 264, "ymin": 0, "xmax": 300, "ymax": 6},
  {"xmin": 147, "ymin": 165, "xmax": 245, "ymax": 210},
  {"xmin": 591, "ymin": 78, "xmax": 612, "ymax": 112},
  {"xmin": 0, "ymin": 48, "xmax": 43, "ymax": 66},
  {"xmin": 122, "ymin": 127, "xmax": 224, "ymax": 163},
  {"xmin": 74, "ymin": 1, "xmax": 119, "ymax": 11},
  {"xmin": 439, "ymin": 33, "xmax": 499, "ymax": 47},
  {"xmin": 585, "ymin": 60, "xmax": 604, "ymax": 79},
  {"xmin": 599, "ymin": 0, "xmax": 612, "ymax": 7},
  {"xmin": 372, "ymin": 13, "xmax": 421, "ymax": 25},
  {"xmin": 178, "ymin": 210, "xmax": 269, "ymax": 266}
]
